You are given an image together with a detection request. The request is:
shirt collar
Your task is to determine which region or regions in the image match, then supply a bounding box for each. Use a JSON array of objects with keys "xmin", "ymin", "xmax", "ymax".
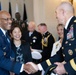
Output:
[
  {"xmin": 0, "ymin": 27, "xmax": 7, "ymax": 35},
  {"xmin": 65, "ymin": 16, "xmax": 73, "ymax": 29},
  {"xmin": 43, "ymin": 31, "xmax": 48, "ymax": 35}
]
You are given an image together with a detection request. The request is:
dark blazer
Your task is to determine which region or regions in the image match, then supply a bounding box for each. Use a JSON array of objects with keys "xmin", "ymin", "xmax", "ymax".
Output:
[
  {"xmin": 0, "ymin": 29, "xmax": 22, "ymax": 75},
  {"xmin": 40, "ymin": 16, "xmax": 76, "ymax": 75},
  {"xmin": 22, "ymin": 30, "xmax": 42, "ymax": 50},
  {"xmin": 11, "ymin": 41, "xmax": 32, "ymax": 75},
  {"xmin": 11, "ymin": 41, "xmax": 32, "ymax": 63}
]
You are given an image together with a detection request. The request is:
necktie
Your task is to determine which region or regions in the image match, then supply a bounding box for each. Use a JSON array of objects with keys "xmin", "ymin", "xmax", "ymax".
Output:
[{"xmin": 5, "ymin": 32, "xmax": 10, "ymax": 43}]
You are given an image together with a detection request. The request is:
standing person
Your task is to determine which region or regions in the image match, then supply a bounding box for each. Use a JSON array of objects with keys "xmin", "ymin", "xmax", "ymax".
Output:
[
  {"xmin": 14, "ymin": 12, "xmax": 28, "ymax": 33},
  {"xmin": 51, "ymin": 24, "xmax": 64, "ymax": 57},
  {"xmin": 14, "ymin": 12, "xmax": 23, "ymax": 26},
  {"xmin": 39, "ymin": 23, "xmax": 55, "ymax": 61},
  {"xmin": 10, "ymin": 25, "xmax": 32, "ymax": 75},
  {"xmin": 0, "ymin": 10, "xmax": 37, "ymax": 75},
  {"xmin": 22, "ymin": 2, "xmax": 76, "ymax": 75}
]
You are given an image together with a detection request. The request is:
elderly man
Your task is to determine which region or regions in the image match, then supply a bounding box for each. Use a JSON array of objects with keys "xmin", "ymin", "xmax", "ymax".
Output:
[
  {"xmin": 0, "ymin": 10, "xmax": 36, "ymax": 75},
  {"xmin": 25, "ymin": 2, "xmax": 76, "ymax": 75},
  {"xmin": 23, "ymin": 21, "xmax": 42, "ymax": 50}
]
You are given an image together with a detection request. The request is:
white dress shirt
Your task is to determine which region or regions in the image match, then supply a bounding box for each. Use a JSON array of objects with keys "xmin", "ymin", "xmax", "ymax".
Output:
[{"xmin": 65, "ymin": 16, "xmax": 73, "ymax": 29}]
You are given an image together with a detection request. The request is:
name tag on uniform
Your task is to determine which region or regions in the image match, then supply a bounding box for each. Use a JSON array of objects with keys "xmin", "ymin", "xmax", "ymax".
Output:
[{"xmin": 67, "ymin": 26, "xmax": 74, "ymax": 40}]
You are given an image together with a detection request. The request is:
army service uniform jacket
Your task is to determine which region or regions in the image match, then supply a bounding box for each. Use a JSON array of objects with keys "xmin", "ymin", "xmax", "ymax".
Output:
[{"xmin": 40, "ymin": 16, "xmax": 76, "ymax": 75}]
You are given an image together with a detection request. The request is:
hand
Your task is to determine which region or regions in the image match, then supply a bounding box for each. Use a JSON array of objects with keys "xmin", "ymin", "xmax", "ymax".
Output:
[
  {"xmin": 24, "ymin": 62, "xmax": 39, "ymax": 74},
  {"xmin": 54, "ymin": 62, "xmax": 67, "ymax": 75}
]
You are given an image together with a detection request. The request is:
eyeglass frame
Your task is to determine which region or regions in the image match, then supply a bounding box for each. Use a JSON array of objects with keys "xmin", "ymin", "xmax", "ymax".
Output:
[{"xmin": 0, "ymin": 18, "xmax": 13, "ymax": 21}]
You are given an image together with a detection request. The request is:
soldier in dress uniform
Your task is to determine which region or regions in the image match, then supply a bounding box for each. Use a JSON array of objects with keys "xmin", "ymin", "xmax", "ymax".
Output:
[
  {"xmin": 39, "ymin": 23, "xmax": 55, "ymax": 61},
  {"xmin": 22, "ymin": 2, "xmax": 76, "ymax": 75},
  {"xmin": 22, "ymin": 21, "xmax": 42, "ymax": 50}
]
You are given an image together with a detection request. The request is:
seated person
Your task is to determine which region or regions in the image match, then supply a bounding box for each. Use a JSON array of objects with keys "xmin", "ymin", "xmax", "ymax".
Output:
[
  {"xmin": 22, "ymin": 21, "xmax": 42, "ymax": 50},
  {"xmin": 38, "ymin": 23, "xmax": 55, "ymax": 61},
  {"xmin": 10, "ymin": 25, "xmax": 32, "ymax": 75},
  {"xmin": 51, "ymin": 24, "xmax": 64, "ymax": 57}
]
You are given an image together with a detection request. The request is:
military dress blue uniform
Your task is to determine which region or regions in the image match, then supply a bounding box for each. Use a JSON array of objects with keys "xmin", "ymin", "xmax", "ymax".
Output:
[
  {"xmin": 22, "ymin": 30, "xmax": 42, "ymax": 50},
  {"xmin": 40, "ymin": 16, "xmax": 76, "ymax": 75},
  {"xmin": 0, "ymin": 29, "xmax": 22, "ymax": 75}
]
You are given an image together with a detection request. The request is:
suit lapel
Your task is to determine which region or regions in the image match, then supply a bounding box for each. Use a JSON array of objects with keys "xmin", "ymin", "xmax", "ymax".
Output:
[
  {"xmin": 0, "ymin": 29, "xmax": 6, "ymax": 42},
  {"xmin": 0, "ymin": 29, "xmax": 11, "ymax": 51}
]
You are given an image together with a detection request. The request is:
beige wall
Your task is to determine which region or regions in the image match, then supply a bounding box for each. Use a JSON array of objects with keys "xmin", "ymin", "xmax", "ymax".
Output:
[
  {"xmin": 0, "ymin": 0, "xmax": 76, "ymax": 40},
  {"xmin": 0, "ymin": 0, "xmax": 34, "ymax": 21}
]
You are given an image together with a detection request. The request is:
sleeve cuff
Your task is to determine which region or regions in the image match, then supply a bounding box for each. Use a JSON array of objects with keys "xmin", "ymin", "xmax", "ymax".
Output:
[
  {"xmin": 37, "ymin": 64, "xmax": 43, "ymax": 71},
  {"xmin": 20, "ymin": 64, "xmax": 24, "ymax": 72}
]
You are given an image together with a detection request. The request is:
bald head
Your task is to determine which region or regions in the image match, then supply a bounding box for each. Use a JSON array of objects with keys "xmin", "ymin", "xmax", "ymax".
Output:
[
  {"xmin": 55, "ymin": 2, "xmax": 74, "ymax": 25},
  {"xmin": 0, "ymin": 10, "xmax": 11, "ymax": 18},
  {"xmin": 28, "ymin": 21, "xmax": 36, "ymax": 32},
  {"xmin": 0, "ymin": 10, "xmax": 12, "ymax": 30},
  {"xmin": 57, "ymin": 2, "xmax": 74, "ymax": 14}
]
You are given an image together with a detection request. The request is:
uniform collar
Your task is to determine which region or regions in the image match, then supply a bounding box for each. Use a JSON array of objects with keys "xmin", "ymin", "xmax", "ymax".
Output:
[
  {"xmin": 43, "ymin": 31, "xmax": 48, "ymax": 35},
  {"xmin": 65, "ymin": 16, "xmax": 73, "ymax": 29},
  {"xmin": 0, "ymin": 27, "xmax": 7, "ymax": 35}
]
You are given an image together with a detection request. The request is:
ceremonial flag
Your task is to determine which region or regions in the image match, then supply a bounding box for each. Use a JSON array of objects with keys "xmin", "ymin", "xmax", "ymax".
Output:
[
  {"xmin": 9, "ymin": 2, "xmax": 12, "ymax": 17},
  {"xmin": 16, "ymin": 3, "xmax": 19, "ymax": 12},
  {"xmin": 23, "ymin": 3, "xmax": 27, "ymax": 21}
]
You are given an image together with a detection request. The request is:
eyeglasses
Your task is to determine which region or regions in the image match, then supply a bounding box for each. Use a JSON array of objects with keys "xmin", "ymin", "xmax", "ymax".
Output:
[{"xmin": 0, "ymin": 18, "xmax": 13, "ymax": 21}]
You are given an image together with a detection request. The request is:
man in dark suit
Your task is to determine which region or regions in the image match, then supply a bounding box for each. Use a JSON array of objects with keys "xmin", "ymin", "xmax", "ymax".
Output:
[
  {"xmin": 0, "ymin": 10, "xmax": 36, "ymax": 75},
  {"xmin": 23, "ymin": 2, "xmax": 76, "ymax": 75},
  {"xmin": 22, "ymin": 21, "xmax": 42, "ymax": 50}
]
